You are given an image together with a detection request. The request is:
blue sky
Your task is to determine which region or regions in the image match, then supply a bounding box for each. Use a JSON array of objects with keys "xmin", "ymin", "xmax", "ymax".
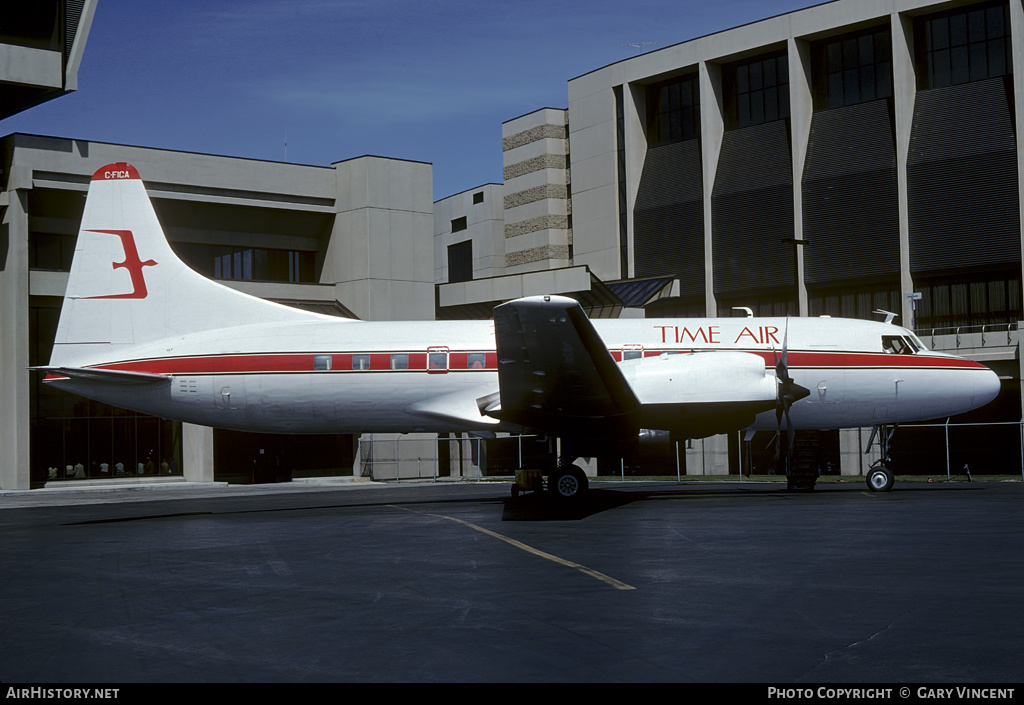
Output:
[{"xmin": 1, "ymin": 0, "xmax": 815, "ymax": 200}]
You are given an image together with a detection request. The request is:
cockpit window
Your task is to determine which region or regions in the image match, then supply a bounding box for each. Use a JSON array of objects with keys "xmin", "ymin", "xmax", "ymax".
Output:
[{"xmin": 882, "ymin": 335, "xmax": 917, "ymax": 354}]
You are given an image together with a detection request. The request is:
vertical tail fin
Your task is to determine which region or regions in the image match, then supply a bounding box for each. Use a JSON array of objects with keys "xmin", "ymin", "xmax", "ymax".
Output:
[{"xmin": 51, "ymin": 162, "xmax": 331, "ymax": 367}]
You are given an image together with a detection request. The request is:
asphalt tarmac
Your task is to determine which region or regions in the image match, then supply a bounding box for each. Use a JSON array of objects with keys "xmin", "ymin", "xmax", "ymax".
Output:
[{"xmin": 1, "ymin": 479, "xmax": 1021, "ymax": 683}]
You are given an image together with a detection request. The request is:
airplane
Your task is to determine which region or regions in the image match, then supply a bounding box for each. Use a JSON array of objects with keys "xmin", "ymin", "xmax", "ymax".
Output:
[{"xmin": 36, "ymin": 162, "xmax": 1002, "ymax": 498}]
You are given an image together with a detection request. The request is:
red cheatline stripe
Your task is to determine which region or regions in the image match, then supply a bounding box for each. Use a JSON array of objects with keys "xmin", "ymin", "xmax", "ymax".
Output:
[{"xmin": 82, "ymin": 348, "xmax": 987, "ymax": 376}]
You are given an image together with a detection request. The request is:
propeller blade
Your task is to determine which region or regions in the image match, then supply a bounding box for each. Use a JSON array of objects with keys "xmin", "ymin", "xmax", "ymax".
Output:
[{"xmin": 770, "ymin": 317, "xmax": 809, "ymax": 474}]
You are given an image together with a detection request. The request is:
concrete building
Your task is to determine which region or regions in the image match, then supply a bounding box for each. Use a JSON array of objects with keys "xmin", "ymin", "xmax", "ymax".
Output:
[
  {"xmin": 502, "ymin": 108, "xmax": 573, "ymax": 273},
  {"xmin": 438, "ymin": 0, "xmax": 1024, "ymax": 477},
  {"xmin": 0, "ymin": 0, "xmax": 97, "ymax": 120},
  {"xmin": 1, "ymin": 135, "xmax": 434, "ymax": 489},
  {"xmin": 434, "ymin": 184, "xmax": 505, "ymax": 289}
]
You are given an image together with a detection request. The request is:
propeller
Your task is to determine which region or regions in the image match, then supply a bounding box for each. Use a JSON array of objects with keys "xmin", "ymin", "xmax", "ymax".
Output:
[{"xmin": 772, "ymin": 318, "xmax": 810, "ymax": 473}]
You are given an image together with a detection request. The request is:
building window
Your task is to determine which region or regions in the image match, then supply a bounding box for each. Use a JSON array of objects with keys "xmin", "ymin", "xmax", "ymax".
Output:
[
  {"xmin": 808, "ymin": 283, "xmax": 901, "ymax": 321},
  {"xmin": 918, "ymin": 1, "xmax": 1011, "ymax": 90},
  {"xmin": 451, "ymin": 216, "xmax": 468, "ymax": 233},
  {"xmin": 915, "ymin": 271, "xmax": 1022, "ymax": 330},
  {"xmin": 29, "ymin": 233, "xmax": 76, "ymax": 271},
  {"xmin": 646, "ymin": 74, "xmax": 699, "ymax": 146},
  {"xmin": 813, "ymin": 26, "xmax": 893, "ymax": 110},
  {"xmin": 173, "ymin": 243, "xmax": 315, "ymax": 283},
  {"xmin": 724, "ymin": 52, "xmax": 789, "ymax": 129},
  {"xmin": 615, "ymin": 85, "xmax": 629, "ymax": 279},
  {"xmin": 447, "ymin": 240, "xmax": 473, "ymax": 283},
  {"xmin": 473, "ymin": 192, "xmax": 484, "ymax": 204}
]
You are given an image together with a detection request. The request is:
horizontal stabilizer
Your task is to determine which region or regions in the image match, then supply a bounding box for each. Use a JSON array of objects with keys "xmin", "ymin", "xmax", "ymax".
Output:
[{"xmin": 34, "ymin": 366, "xmax": 170, "ymax": 386}]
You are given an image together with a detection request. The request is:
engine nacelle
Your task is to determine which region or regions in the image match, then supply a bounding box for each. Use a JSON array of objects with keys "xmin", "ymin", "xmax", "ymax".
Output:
[{"xmin": 620, "ymin": 351, "xmax": 778, "ymax": 438}]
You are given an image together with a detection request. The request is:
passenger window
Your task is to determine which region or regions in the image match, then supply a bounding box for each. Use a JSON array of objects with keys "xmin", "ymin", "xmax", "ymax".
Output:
[
  {"xmin": 467, "ymin": 353, "xmax": 486, "ymax": 369},
  {"xmin": 314, "ymin": 355, "xmax": 332, "ymax": 371},
  {"xmin": 352, "ymin": 354, "xmax": 370, "ymax": 370},
  {"xmin": 623, "ymin": 345, "xmax": 643, "ymax": 360},
  {"xmin": 428, "ymin": 347, "xmax": 448, "ymax": 373},
  {"xmin": 391, "ymin": 353, "xmax": 409, "ymax": 370}
]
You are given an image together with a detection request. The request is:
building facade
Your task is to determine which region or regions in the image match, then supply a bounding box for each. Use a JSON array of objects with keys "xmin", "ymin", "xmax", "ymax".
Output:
[
  {"xmin": 566, "ymin": 0, "xmax": 1023, "ymax": 474},
  {"xmin": 437, "ymin": 0, "xmax": 1024, "ymax": 477},
  {"xmin": 569, "ymin": 0, "xmax": 1023, "ymax": 328},
  {"xmin": 0, "ymin": 0, "xmax": 96, "ymax": 120}
]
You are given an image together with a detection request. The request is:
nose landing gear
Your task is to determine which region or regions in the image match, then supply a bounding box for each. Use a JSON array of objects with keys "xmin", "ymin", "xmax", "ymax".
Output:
[{"xmin": 866, "ymin": 463, "xmax": 895, "ymax": 492}]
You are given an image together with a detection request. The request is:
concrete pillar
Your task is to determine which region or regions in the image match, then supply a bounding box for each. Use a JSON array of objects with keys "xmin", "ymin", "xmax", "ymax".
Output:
[
  {"xmin": 0, "ymin": 186, "xmax": 31, "ymax": 489},
  {"xmin": 182, "ymin": 423, "xmax": 214, "ymax": 483},
  {"xmin": 789, "ymin": 36, "xmax": 812, "ymax": 317},
  {"xmin": 1011, "ymin": 2, "xmax": 1024, "ymax": 357},
  {"xmin": 699, "ymin": 60, "xmax": 724, "ymax": 318},
  {"xmin": 685, "ymin": 434, "xmax": 730, "ymax": 475},
  {"xmin": 892, "ymin": 11, "xmax": 918, "ymax": 325},
  {"xmin": 325, "ymin": 156, "xmax": 435, "ymax": 322}
]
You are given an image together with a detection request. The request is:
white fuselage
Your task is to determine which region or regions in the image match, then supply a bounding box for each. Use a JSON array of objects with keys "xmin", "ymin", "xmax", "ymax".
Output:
[{"xmin": 45, "ymin": 315, "xmax": 1001, "ymax": 436}]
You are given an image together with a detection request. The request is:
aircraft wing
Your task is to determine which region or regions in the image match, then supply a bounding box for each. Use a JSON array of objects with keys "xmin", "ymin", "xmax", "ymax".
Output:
[{"xmin": 488, "ymin": 295, "xmax": 640, "ymax": 435}]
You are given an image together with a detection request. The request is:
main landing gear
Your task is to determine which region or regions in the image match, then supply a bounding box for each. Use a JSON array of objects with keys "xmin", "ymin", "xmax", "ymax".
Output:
[
  {"xmin": 510, "ymin": 459, "xmax": 590, "ymax": 502},
  {"xmin": 864, "ymin": 425, "xmax": 896, "ymax": 492},
  {"xmin": 548, "ymin": 460, "xmax": 589, "ymax": 501}
]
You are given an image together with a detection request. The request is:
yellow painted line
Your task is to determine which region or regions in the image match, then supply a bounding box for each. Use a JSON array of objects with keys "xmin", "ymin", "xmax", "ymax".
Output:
[{"xmin": 391, "ymin": 505, "xmax": 636, "ymax": 591}]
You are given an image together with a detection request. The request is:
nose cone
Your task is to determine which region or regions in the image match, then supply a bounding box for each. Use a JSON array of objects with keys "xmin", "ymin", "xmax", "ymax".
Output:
[{"xmin": 973, "ymin": 365, "xmax": 1002, "ymax": 410}]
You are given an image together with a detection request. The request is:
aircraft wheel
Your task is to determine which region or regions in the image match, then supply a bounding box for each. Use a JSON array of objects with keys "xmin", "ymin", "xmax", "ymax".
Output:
[
  {"xmin": 549, "ymin": 463, "xmax": 589, "ymax": 501},
  {"xmin": 866, "ymin": 465, "xmax": 895, "ymax": 492}
]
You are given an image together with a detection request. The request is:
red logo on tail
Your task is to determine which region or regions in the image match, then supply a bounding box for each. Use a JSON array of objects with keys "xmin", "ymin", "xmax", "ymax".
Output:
[{"xmin": 83, "ymin": 229, "xmax": 157, "ymax": 300}]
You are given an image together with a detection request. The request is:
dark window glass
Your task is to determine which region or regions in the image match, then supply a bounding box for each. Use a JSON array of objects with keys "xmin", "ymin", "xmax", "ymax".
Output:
[
  {"xmin": 29, "ymin": 233, "xmax": 76, "ymax": 271},
  {"xmin": 173, "ymin": 244, "xmax": 315, "ymax": 283},
  {"xmin": 915, "ymin": 271, "xmax": 1023, "ymax": 329},
  {"xmin": 451, "ymin": 216, "xmax": 467, "ymax": 232},
  {"xmin": 645, "ymin": 74, "xmax": 699, "ymax": 146},
  {"xmin": 447, "ymin": 240, "xmax": 473, "ymax": 283},
  {"xmin": 813, "ymin": 26, "xmax": 893, "ymax": 110},
  {"xmin": 724, "ymin": 53, "xmax": 789, "ymax": 129},
  {"xmin": 919, "ymin": 1, "xmax": 1011, "ymax": 89}
]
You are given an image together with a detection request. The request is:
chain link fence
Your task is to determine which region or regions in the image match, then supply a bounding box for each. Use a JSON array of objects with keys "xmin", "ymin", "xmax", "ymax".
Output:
[
  {"xmin": 357, "ymin": 433, "xmax": 486, "ymax": 481},
  {"xmin": 880, "ymin": 420, "xmax": 1024, "ymax": 480},
  {"xmin": 355, "ymin": 421, "xmax": 1024, "ymax": 483}
]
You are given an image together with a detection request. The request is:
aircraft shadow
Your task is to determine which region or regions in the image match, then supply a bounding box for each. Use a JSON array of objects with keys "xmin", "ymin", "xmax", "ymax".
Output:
[{"xmin": 501, "ymin": 488, "xmax": 637, "ymax": 521}]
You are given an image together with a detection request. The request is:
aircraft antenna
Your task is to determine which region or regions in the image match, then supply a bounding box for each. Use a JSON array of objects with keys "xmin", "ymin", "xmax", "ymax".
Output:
[{"xmin": 873, "ymin": 309, "xmax": 899, "ymax": 324}]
